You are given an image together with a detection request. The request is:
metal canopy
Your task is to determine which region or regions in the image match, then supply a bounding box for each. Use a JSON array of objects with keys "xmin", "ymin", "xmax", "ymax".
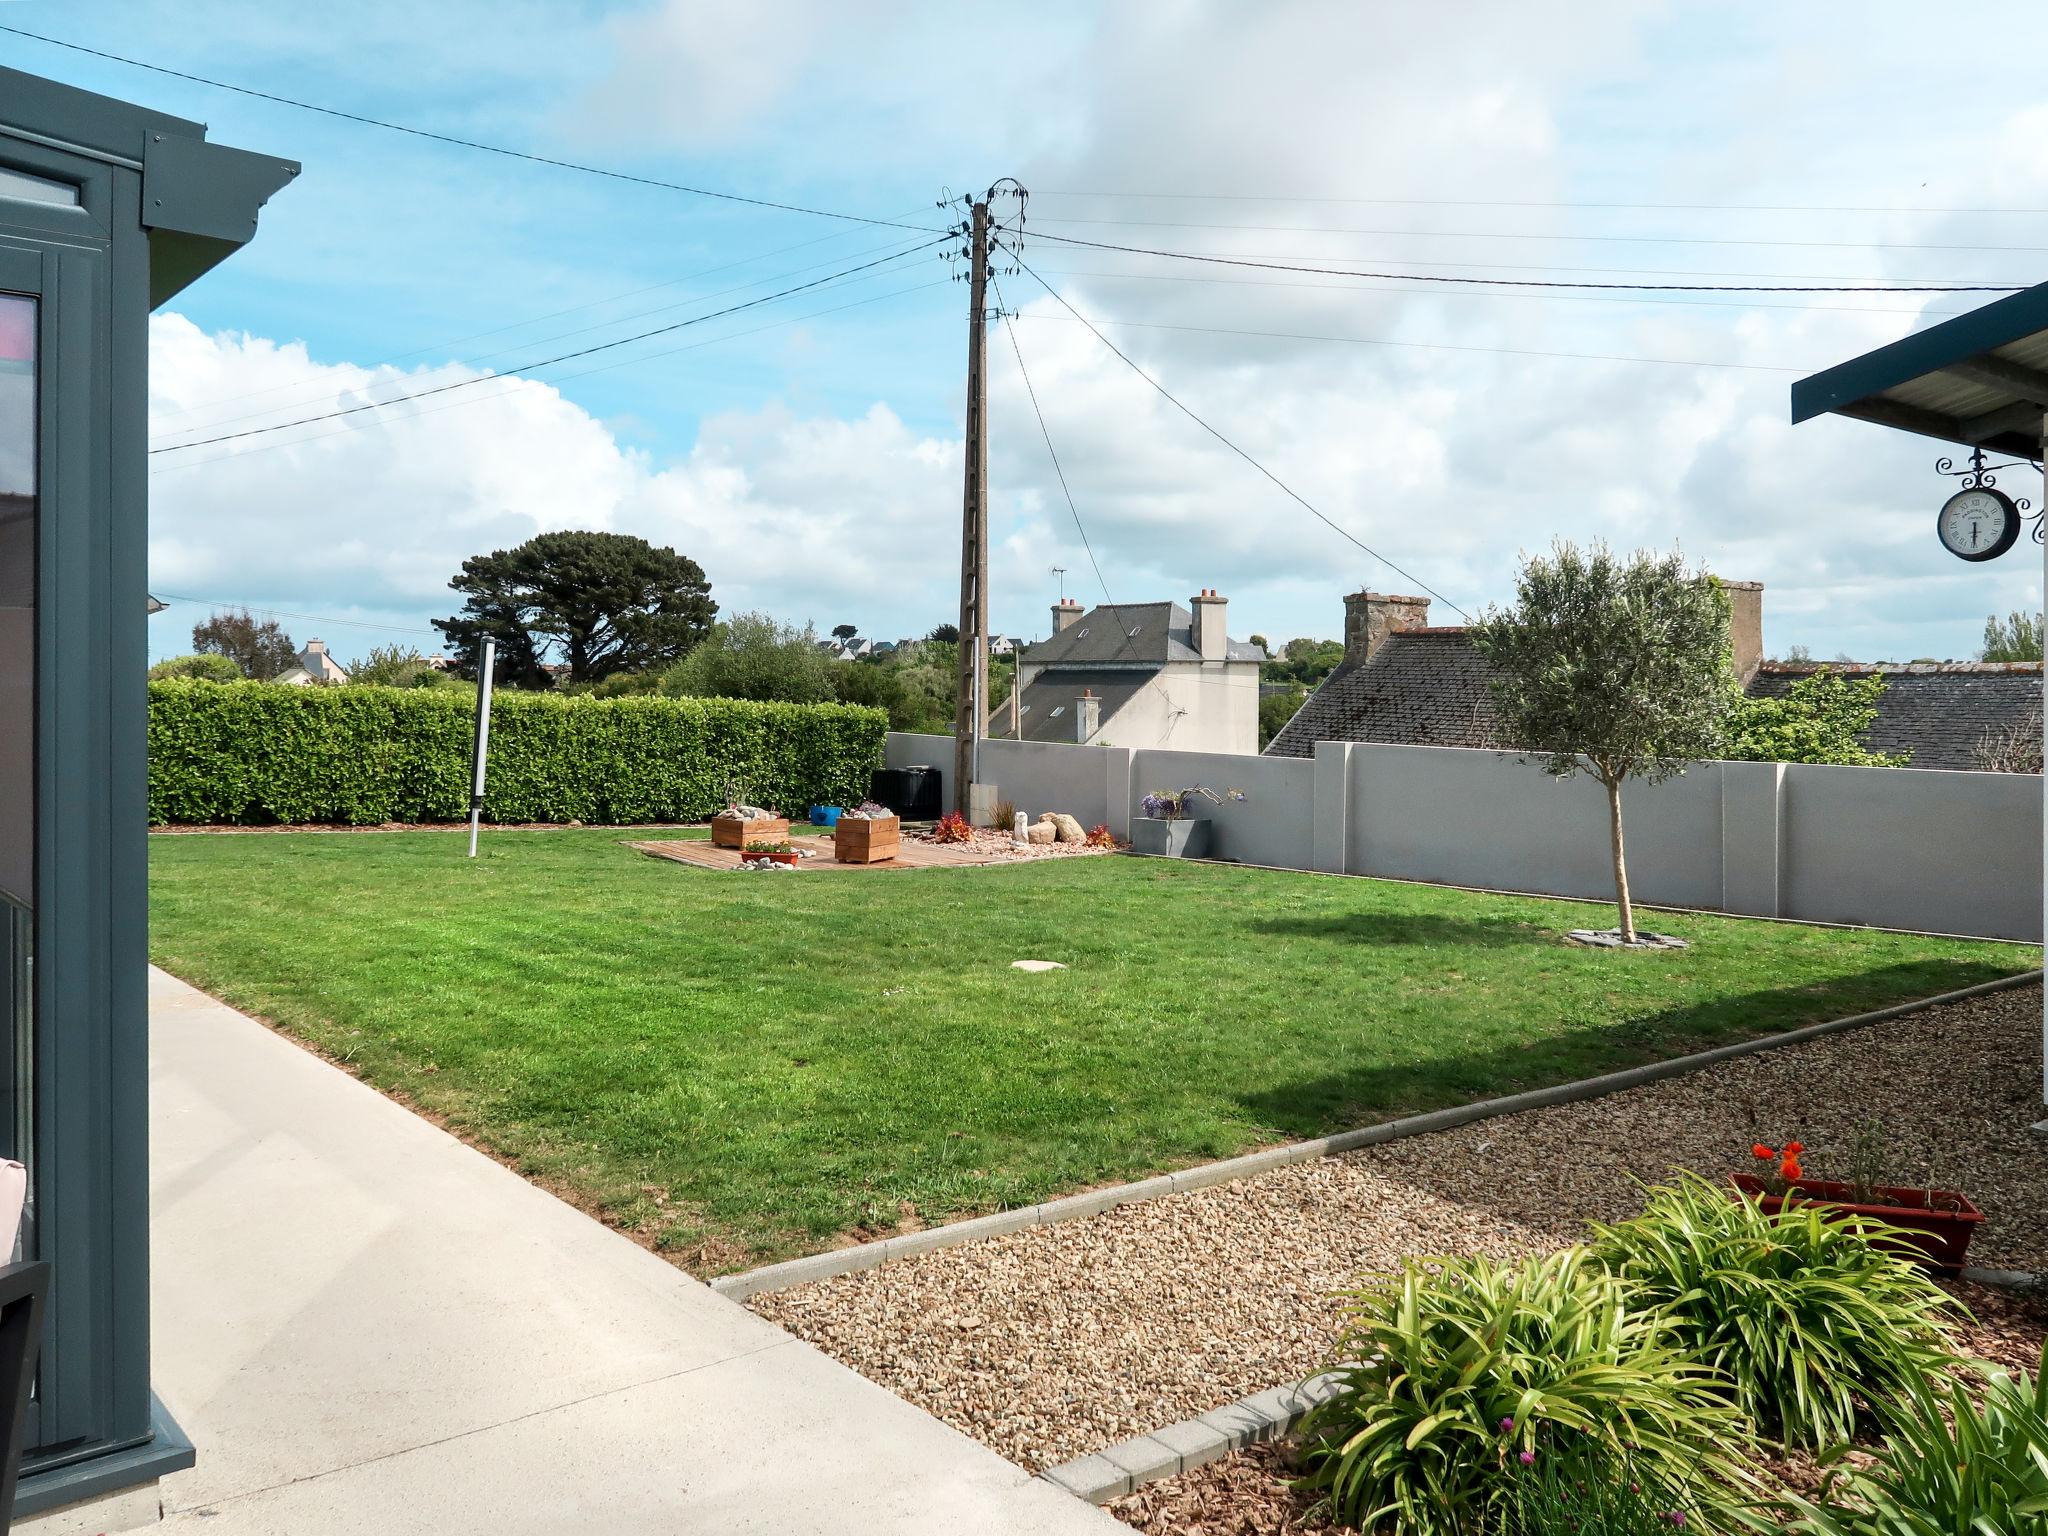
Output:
[{"xmin": 1791, "ymin": 279, "xmax": 2048, "ymax": 458}]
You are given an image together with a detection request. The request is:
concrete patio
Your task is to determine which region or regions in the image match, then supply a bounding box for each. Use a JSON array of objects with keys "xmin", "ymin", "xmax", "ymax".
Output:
[{"xmin": 140, "ymin": 968, "xmax": 1115, "ymax": 1534}]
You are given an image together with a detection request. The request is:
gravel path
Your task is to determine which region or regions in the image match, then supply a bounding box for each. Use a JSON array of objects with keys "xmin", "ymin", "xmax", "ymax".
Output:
[{"xmin": 751, "ymin": 984, "xmax": 2048, "ymax": 1472}]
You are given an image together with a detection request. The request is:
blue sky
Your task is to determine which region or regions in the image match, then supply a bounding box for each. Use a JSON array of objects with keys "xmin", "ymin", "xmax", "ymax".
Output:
[{"xmin": 8, "ymin": 2, "xmax": 2048, "ymax": 666}]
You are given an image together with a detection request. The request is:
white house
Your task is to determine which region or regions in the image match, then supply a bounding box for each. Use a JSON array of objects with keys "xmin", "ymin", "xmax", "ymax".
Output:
[
  {"xmin": 988, "ymin": 590, "xmax": 1264, "ymax": 754},
  {"xmin": 274, "ymin": 637, "xmax": 349, "ymax": 686}
]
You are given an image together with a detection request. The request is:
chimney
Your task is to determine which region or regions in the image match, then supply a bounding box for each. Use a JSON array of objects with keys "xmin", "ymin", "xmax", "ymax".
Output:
[
  {"xmin": 1191, "ymin": 588, "xmax": 1228, "ymax": 661},
  {"xmin": 1342, "ymin": 592, "xmax": 1431, "ymax": 665},
  {"xmin": 304, "ymin": 638, "xmax": 326, "ymax": 657},
  {"xmin": 1052, "ymin": 597, "xmax": 1085, "ymax": 633},
  {"xmin": 1074, "ymin": 688, "xmax": 1100, "ymax": 742},
  {"xmin": 1721, "ymin": 579, "xmax": 1764, "ymax": 684}
]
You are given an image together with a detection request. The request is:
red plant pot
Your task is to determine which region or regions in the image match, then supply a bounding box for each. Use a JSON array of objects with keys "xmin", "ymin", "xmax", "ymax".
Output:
[{"xmin": 1729, "ymin": 1174, "xmax": 1984, "ymax": 1274}]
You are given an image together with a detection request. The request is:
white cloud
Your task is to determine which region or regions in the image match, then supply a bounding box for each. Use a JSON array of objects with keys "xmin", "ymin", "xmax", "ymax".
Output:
[
  {"xmin": 150, "ymin": 2, "xmax": 2048, "ymax": 665},
  {"xmin": 146, "ymin": 314, "xmax": 963, "ymax": 657}
]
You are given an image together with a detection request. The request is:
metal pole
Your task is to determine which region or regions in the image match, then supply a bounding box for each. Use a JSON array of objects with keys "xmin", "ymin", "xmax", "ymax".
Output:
[
  {"xmin": 468, "ymin": 637, "xmax": 496, "ymax": 858},
  {"xmin": 953, "ymin": 198, "xmax": 990, "ymax": 816}
]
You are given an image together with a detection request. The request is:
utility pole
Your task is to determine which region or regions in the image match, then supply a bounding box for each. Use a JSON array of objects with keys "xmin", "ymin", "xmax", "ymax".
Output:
[{"xmin": 952, "ymin": 195, "xmax": 991, "ymax": 817}]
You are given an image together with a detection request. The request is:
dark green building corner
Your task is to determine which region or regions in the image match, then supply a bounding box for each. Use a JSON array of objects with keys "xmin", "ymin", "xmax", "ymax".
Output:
[{"xmin": 0, "ymin": 66, "xmax": 294, "ymax": 1519}]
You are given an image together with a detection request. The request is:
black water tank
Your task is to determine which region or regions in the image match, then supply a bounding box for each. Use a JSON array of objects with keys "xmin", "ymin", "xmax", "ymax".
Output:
[{"xmin": 870, "ymin": 764, "xmax": 942, "ymax": 819}]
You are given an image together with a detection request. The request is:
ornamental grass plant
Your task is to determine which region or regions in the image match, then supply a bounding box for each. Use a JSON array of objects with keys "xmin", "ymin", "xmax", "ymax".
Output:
[
  {"xmin": 1297, "ymin": 1250, "xmax": 1757, "ymax": 1535},
  {"xmin": 1791, "ymin": 1339, "xmax": 2048, "ymax": 1535},
  {"xmin": 1586, "ymin": 1174, "xmax": 1960, "ymax": 1450}
]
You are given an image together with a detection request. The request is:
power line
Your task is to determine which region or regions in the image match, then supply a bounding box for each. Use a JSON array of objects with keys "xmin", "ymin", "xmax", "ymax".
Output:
[
  {"xmin": 151, "ymin": 215, "xmax": 919, "ymax": 427},
  {"xmin": 149, "ymin": 237, "xmax": 950, "ymax": 454},
  {"xmin": 1036, "ymin": 242, "xmax": 2034, "ymax": 285},
  {"xmin": 155, "ymin": 593, "xmax": 440, "ymax": 638},
  {"xmin": 148, "ymin": 274, "xmax": 949, "ymax": 475},
  {"xmin": 1030, "ymin": 187, "xmax": 2048, "ymax": 218},
  {"xmin": 1021, "ymin": 230, "xmax": 2029, "ymax": 294},
  {"xmin": 1027, "ymin": 262, "xmax": 1975, "ymax": 319},
  {"xmin": 1013, "ymin": 311, "xmax": 1808, "ymax": 373},
  {"xmin": 1007, "ymin": 254, "xmax": 1471, "ymax": 619},
  {"xmin": 0, "ymin": 24, "xmax": 942, "ymax": 234},
  {"xmin": 151, "ymin": 228, "xmax": 937, "ymax": 445},
  {"xmin": 1028, "ymin": 213, "xmax": 2048, "ymax": 256},
  {"xmin": 991, "ymin": 271, "xmax": 1194, "ymax": 739}
]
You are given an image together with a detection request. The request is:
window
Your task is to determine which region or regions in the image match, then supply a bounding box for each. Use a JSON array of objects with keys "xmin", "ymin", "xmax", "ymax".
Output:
[
  {"xmin": 0, "ymin": 292, "xmax": 34, "ymax": 1189},
  {"xmin": 0, "ymin": 166, "xmax": 80, "ymax": 209}
]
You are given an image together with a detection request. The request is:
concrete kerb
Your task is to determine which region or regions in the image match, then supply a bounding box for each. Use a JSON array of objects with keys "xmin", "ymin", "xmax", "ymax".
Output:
[
  {"xmin": 711, "ymin": 969, "xmax": 2043, "ymax": 1303},
  {"xmin": 1040, "ymin": 1374, "xmax": 1347, "ymax": 1504}
]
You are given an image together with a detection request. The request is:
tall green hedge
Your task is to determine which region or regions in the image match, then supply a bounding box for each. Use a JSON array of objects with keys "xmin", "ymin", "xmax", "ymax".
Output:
[{"xmin": 147, "ymin": 680, "xmax": 888, "ymax": 826}]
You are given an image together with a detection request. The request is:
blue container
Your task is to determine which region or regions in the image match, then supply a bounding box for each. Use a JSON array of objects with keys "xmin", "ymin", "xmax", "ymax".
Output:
[{"xmin": 810, "ymin": 805, "xmax": 843, "ymax": 827}]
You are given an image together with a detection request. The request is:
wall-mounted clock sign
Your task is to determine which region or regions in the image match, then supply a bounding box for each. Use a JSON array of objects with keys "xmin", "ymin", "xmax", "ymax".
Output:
[{"xmin": 1937, "ymin": 484, "xmax": 2022, "ymax": 562}]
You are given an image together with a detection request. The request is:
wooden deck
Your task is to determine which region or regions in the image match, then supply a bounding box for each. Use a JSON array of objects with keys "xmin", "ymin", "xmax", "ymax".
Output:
[{"xmin": 628, "ymin": 833, "xmax": 1021, "ymax": 872}]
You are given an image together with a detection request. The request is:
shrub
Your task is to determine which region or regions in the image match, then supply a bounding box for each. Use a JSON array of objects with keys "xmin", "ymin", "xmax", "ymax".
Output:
[
  {"xmin": 1586, "ymin": 1175, "xmax": 1960, "ymax": 1449},
  {"xmin": 1297, "ymin": 1251, "xmax": 1753, "ymax": 1535},
  {"xmin": 930, "ymin": 811, "xmax": 972, "ymax": 844},
  {"xmin": 1792, "ymin": 1339, "xmax": 2048, "ymax": 1534},
  {"xmin": 660, "ymin": 612, "xmax": 835, "ymax": 703},
  {"xmin": 992, "ymin": 799, "xmax": 1017, "ymax": 830},
  {"xmin": 147, "ymin": 680, "xmax": 885, "ymax": 826},
  {"xmin": 148, "ymin": 652, "xmax": 243, "ymax": 683}
]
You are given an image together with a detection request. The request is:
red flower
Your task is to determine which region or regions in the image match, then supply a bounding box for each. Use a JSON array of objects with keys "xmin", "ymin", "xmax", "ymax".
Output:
[
  {"xmin": 1784, "ymin": 1140, "xmax": 1804, "ymax": 1156},
  {"xmin": 1751, "ymin": 1144, "xmax": 1775, "ymax": 1161},
  {"xmin": 1781, "ymin": 1158, "xmax": 1803, "ymax": 1182}
]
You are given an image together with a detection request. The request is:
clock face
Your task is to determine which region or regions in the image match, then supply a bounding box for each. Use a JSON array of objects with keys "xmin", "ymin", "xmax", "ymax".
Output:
[{"xmin": 1937, "ymin": 486, "xmax": 2021, "ymax": 562}]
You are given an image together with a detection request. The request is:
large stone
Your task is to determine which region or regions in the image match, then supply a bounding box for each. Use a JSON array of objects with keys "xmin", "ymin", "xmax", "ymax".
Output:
[
  {"xmin": 1048, "ymin": 812, "xmax": 1086, "ymax": 845},
  {"xmin": 1026, "ymin": 820, "xmax": 1057, "ymax": 845}
]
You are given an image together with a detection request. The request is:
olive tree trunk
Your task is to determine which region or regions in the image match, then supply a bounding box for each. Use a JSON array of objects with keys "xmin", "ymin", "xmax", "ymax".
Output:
[{"xmin": 1602, "ymin": 772, "xmax": 1636, "ymax": 943}]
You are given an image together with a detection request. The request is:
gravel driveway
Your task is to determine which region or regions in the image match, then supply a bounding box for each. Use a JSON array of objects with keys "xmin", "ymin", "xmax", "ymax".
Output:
[{"xmin": 751, "ymin": 983, "xmax": 2048, "ymax": 1472}]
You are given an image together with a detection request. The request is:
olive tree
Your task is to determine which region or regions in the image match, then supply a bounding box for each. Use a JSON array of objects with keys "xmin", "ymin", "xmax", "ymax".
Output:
[{"xmin": 1471, "ymin": 543, "xmax": 1732, "ymax": 943}]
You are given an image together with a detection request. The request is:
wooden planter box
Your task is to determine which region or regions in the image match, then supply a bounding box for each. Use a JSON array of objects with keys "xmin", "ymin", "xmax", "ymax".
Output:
[
  {"xmin": 1730, "ymin": 1174, "xmax": 1984, "ymax": 1273},
  {"xmin": 712, "ymin": 813, "xmax": 788, "ymax": 850},
  {"xmin": 740, "ymin": 848, "xmax": 799, "ymax": 866},
  {"xmin": 833, "ymin": 814, "xmax": 900, "ymax": 864}
]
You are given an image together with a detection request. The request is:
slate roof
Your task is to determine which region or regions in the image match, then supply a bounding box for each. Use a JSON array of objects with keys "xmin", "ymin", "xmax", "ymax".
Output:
[
  {"xmin": 1020, "ymin": 600, "xmax": 1265, "ymax": 670},
  {"xmin": 1265, "ymin": 631, "xmax": 2043, "ymax": 771},
  {"xmin": 1265, "ymin": 630, "xmax": 1502, "ymax": 758},
  {"xmin": 987, "ymin": 669, "xmax": 1148, "ymax": 742},
  {"xmin": 1746, "ymin": 662, "xmax": 2042, "ymax": 770}
]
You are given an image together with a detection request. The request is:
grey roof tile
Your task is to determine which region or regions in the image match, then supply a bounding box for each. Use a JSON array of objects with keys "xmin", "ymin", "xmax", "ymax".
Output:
[
  {"xmin": 1023, "ymin": 601, "xmax": 1262, "ymax": 669},
  {"xmin": 1746, "ymin": 662, "xmax": 2042, "ymax": 770},
  {"xmin": 1266, "ymin": 636, "xmax": 2042, "ymax": 771},
  {"xmin": 1265, "ymin": 631, "xmax": 1502, "ymax": 758}
]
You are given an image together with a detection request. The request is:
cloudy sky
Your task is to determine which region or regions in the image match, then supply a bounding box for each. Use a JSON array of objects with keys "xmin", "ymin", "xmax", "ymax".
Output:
[{"xmin": 13, "ymin": 1, "xmax": 2048, "ymax": 664}]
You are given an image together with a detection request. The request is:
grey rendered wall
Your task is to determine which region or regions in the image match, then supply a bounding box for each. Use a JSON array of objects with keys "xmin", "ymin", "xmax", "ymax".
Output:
[
  {"xmin": 1346, "ymin": 745, "xmax": 1728, "ymax": 911},
  {"xmin": 981, "ymin": 739, "xmax": 1128, "ymax": 833},
  {"xmin": 884, "ymin": 731, "xmax": 2043, "ymax": 942},
  {"xmin": 881, "ymin": 734, "xmax": 1133, "ymax": 835},
  {"xmin": 1130, "ymin": 747, "xmax": 1316, "ymax": 870},
  {"xmin": 1782, "ymin": 762, "xmax": 2041, "ymax": 941}
]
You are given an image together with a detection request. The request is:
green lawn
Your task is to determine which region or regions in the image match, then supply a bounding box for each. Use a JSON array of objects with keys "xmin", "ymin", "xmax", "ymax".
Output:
[{"xmin": 148, "ymin": 829, "xmax": 2036, "ymax": 1270}]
